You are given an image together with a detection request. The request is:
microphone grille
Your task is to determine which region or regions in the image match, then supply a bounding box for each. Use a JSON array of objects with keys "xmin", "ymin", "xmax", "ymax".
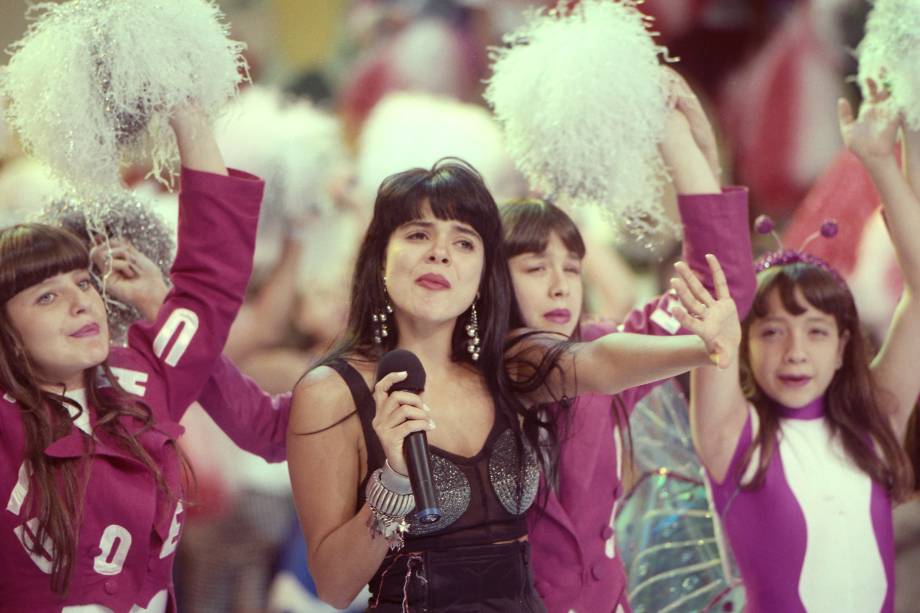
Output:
[{"xmin": 376, "ymin": 349, "xmax": 426, "ymax": 392}]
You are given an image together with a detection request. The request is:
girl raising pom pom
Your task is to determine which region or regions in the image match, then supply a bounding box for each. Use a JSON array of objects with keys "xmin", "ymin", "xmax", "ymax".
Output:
[{"xmin": 0, "ymin": 104, "xmax": 264, "ymax": 612}]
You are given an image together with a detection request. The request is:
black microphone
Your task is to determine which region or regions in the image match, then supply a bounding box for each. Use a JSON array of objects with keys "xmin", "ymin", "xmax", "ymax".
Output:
[{"xmin": 376, "ymin": 349, "xmax": 442, "ymax": 524}]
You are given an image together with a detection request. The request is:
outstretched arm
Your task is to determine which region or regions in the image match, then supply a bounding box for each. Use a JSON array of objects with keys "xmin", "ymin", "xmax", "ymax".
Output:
[
  {"xmin": 841, "ymin": 82, "xmax": 920, "ymax": 440},
  {"xmin": 509, "ymin": 258, "xmax": 737, "ymax": 402}
]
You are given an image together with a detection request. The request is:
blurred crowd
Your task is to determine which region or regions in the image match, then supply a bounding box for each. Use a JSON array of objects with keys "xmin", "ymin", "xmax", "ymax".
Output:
[{"xmin": 1, "ymin": 0, "xmax": 917, "ymax": 611}]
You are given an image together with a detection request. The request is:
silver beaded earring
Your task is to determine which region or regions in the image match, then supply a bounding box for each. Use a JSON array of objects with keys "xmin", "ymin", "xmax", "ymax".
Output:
[
  {"xmin": 373, "ymin": 283, "xmax": 393, "ymax": 345},
  {"xmin": 466, "ymin": 300, "xmax": 480, "ymax": 361}
]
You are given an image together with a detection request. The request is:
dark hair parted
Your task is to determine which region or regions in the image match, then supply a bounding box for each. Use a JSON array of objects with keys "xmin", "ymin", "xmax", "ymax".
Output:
[
  {"xmin": 0, "ymin": 223, "xmax": 167, "ymax": 594},
  {"xmin": 500, "ymin": 198, "xmax": 586, "ymax": 260},
  {"xmin": 317, "ymin": 159, "xmax": 562, "ymax": 493},
  {"xmin": 500, "ymin": 198, "xmax": 587, "ymax": 332},
  {"xmin": 738, "ymin": 262, "xmax": 913, "ymax": 500}
]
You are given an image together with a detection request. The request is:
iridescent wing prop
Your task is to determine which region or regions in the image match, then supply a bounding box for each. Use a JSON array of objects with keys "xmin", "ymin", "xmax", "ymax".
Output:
[{"xmin": 615, "ymin": 381, "xmax": 745, "ymax": 612}]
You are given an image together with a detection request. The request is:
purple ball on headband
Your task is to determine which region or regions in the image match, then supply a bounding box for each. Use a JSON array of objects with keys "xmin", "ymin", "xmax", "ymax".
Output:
[
  {"xmin": 754, "ymin": 214, "xmax": 775, "ymax": 235},
  {"xmin": 820, "ymin": 219, "xmax": 838, "ymax": 238}
]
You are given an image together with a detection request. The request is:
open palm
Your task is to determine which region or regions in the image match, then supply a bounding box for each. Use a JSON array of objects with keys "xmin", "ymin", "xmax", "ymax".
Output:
[
  {"xmin": 670, "ymin": 255, "xmax": 741, "ymax": 370},
  {"xmin": 839, "ymin": 78, "xmax": 899, "ymax": 162}
]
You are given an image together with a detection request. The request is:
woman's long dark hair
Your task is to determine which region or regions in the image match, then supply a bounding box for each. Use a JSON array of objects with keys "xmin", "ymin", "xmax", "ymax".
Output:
[
  {"xmin": 0, "ymin": 224, "xmax": 168, "ymax": 594},
  {"xmin": 907, "ymin": 406, "xmax": 920, "ymax": 493},
  {"xmin": 738, "ymin": 263, "xmax": 913, "ymax": 500},
  {"xmin": 315, "ymin": 159, "xmax": 563, "ymax": 494}
]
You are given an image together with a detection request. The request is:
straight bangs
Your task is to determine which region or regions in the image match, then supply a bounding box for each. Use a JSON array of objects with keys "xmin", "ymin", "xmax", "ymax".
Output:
[
  {"xmin": 500, "ymin": 198, "xmax": 586, "ymax": 260},
  {"xmin": 0, "ymin": 224, "xmax": 89, "ymax": 304},
  {"xmin": 750, "ymin": 263, "xmax": 854, "ymax": 330},
  {"xmin": 374, "ymin": 158, "xmax": 503, "ymax": 253}
]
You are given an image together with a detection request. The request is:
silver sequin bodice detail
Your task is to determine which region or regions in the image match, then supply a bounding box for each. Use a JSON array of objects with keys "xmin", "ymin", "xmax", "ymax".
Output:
[
  {"xmin": 489, "ymin": 429, "xmax": 539, "ymax": 514},
  {"xmin": 407, "ymin": 428, "xmax": 539, "ymax": 534},
  {"xmin": 408, "ymin": 454, "xmax": 471, "ymax": 535}
]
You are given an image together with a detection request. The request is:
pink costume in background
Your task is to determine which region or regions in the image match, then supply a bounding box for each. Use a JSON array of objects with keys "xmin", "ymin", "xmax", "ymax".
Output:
[
  {"xmin": 0, "ymin": 168, "xmax": 264, "ymax": 613},
  {"xmin": 528, "ymin": 188, "xmax": 756, "ymax": 613}
]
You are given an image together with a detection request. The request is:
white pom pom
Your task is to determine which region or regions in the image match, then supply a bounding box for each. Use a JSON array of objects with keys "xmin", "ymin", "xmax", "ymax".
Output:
[
  {"xmin": 357, "ymin": 92, "xmax": 526, "ymax": 204},
  {"xmin": 484, "ymin": 0, "xmax": 673, "ymax": 238},
  {"xmin": 1, "ymin": 0, "xmax": 247, "ymax": 194},
  {"xmin": 0, "ymin": 159, "xmax": 62, "ymax": 227},
  {"xmin": 857, "ymin": 0, "xmax": 920, "ymax": 129},
  {"xmin": 216, "ymin": 87, "xmax": 348, "ymax": 272},
  {"xmin": 0, "ymin": 97, "xmax": 12, "ymax": 161}
]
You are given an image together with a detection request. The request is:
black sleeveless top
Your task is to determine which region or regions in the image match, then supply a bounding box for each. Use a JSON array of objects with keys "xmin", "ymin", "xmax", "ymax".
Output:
[{"xmin": 328, "ymin": 359, "xmax": 539, "ymax": 552}]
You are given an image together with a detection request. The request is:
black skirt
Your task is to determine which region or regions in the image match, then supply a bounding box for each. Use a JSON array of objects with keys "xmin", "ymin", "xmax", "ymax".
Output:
[{"xmin": 367, "ymin": 540, "xmax": 547, "ymax": 613}]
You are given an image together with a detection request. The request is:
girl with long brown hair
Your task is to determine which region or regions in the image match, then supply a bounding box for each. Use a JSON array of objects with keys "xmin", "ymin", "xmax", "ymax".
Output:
[
  {"xmin": 0, "ymin": 106, "xmax": 263, "ymax": 612},
  {"xmin": 670, "ymin": 83, "xmax": 918, "ymax": 613}
]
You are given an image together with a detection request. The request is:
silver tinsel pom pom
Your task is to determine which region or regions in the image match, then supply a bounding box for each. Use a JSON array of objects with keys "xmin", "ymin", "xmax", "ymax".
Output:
[
  {"xmin": 484, "ymin": 1, "xmax": 674, "ymax": 239},
  {"xmin": 37, "ymin": 190, "xmax": 176, "ymax": 344},
  {"xmin": 1, "ymin": 0, "xmax": 247, "ymax": 194}
]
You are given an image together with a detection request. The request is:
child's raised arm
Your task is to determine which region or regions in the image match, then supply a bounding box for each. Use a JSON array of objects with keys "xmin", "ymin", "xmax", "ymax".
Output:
[
  {"xmin": 170, "ymin": 104, "xmax": 228, "ymax": 176},
  {"xmin": 507, "ymin": 253, "xmax": 739, "ymax": 406},
  {"xmin": 841, "ymin": 82, "xmax": 920, "ymax": 440},
  {"xmin": 659, "ymin": 68, "xmax": 721, "ymax": 196}
]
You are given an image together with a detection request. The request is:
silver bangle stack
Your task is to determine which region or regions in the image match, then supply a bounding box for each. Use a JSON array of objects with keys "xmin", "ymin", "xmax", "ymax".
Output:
[{"xmin": 365, "ymin": 461, "xmax": 415, "ymax": 551}]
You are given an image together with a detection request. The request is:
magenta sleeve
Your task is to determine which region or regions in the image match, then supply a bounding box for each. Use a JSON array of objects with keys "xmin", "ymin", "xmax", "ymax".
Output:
[
  {"xmin": 196, "ymin": 356, "xmax": 291, "ymax": 463},
  {"xmin": 124, "ymin": 167, "xmax": 264, "ymax": 422},
  {"xmin": 679, "ymin": 187, "xmax": 756, "ymax": 318}
]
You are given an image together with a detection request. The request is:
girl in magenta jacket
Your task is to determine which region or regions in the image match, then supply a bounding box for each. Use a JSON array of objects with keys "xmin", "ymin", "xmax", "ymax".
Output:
[
  {"xmin": 0, "ymin": 107, "xmax": 264, "ymax": 613},
  {"xmin": 501, "ymin": 76, "xmax": 755, "ymax": 613}
]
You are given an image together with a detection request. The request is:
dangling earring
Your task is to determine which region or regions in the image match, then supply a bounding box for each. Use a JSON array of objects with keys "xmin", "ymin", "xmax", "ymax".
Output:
[
  {"xmin": 466, "ymin": 300, "xmax": 480, "ymax": 361},
  {"xmin": 373, "ymin": 282, "xmax": 393, "ymax": 345}
]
